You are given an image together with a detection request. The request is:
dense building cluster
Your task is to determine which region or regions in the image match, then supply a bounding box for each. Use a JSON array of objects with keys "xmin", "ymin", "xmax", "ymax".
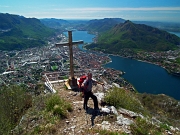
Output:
[{"xmin": 0, "ymin": 34, "xmax": 134, "ymax": 91}]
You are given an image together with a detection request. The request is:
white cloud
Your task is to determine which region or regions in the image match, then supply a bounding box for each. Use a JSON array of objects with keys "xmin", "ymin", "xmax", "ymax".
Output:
[
  {"xmin": 44, "ymin": 7, "xmax": 180, "ymax": 21},
  {"xmin": 6, "ymin": 6, "xmax": 180, "ymax": 22},
  {"xmin": 53, "ymin": 7, "xmax": 180, "ymax": 12}
]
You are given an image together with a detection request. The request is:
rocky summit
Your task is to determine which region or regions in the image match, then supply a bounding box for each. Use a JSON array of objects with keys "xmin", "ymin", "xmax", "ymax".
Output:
[{"xmin": 12, "ymin": 82, "xmax": 180, "ymax": 135}]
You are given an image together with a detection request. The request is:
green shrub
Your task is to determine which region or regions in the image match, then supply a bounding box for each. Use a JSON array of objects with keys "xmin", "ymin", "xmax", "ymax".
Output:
[
  {"xmin": 86, "ymin": 128, "xmax": 123, "ymax": 135},
  {"xmin": 64, "ymin": 102, "xmax": 73, "ymax": 112},
  {"xmin": 53, "ymin": 105, "xmax": 65, "ymax": 116},
  {"xmin": 0, "ymin": 85, "xmax": 32, "ymax": 134},
  {"xmin": 130, "ymin": 117, "xmax": 167, "ymax": 135},
  {"xmin": 104, "ymin": 87, "xmax": 145, "ymax": 114},
  {"xmin": 131, "ymin": 117, "xmax": 154, "ymax": 135},
  {"xmin": 159, "ymin": 123, "xmax": 170, "ymax": 131},
  {"xmin": 45, "ymin": 94, "xmax": 72, "ymax": 118},
  {"xmin": 45, "ymin": 94, "xmax": 61, "ymax": 111}
]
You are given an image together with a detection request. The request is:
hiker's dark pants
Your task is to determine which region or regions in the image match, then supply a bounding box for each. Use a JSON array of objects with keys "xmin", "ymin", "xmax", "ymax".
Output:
[{"xmin": 84, "ymin": 91, "xmax": 98, "ymax": 109}]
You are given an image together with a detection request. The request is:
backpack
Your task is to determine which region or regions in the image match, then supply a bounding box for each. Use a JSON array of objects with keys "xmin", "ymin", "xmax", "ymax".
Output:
[{"xmin": 78, "ymin": 75, "xmax": 88, "ymax": 96}]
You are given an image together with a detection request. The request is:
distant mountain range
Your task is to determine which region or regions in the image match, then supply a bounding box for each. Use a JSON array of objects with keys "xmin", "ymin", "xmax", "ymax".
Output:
[
  {"xmin": 40, "ymin": 18, "xmax": 89, "ymax": 31},
  {"xmin": 133, "ymin": 21, "xmax": 180, "ymax": 32},
  {"xmin": 1, "ymin": 13, "xmax": 180, "ymax": 52},
  {"xmin": 40, "ymin": 18, "xmax": 125, "ymax": 32},
  {"xmin": 86, "ymin": 20, "xmax": 180, "ymax": 52},
  {"xmin": 0, "ymin": 13, "xmax": 55, "ymax": 51},
  {"xmin": 40, "ymin": 18, "xmax": 69, "ymax": 29},
  {"xmin": 40, "ymin": 18, "xmax": 180, "ymax": 33}
]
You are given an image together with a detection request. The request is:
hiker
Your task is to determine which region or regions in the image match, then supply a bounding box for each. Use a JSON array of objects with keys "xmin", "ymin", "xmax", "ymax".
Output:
[{"xmin": 81, "ymin": 73, "xmax": 104, "ymax": 112}]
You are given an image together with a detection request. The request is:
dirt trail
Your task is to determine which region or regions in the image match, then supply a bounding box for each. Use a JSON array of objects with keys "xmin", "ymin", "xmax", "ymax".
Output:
[{"xmin": 54, "ymin": 83, "xmax": 123, "ymax": 135}]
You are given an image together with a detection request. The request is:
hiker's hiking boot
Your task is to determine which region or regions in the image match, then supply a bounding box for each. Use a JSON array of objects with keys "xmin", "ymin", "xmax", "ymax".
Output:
[{"xmin": 93, "ymin": 108, "xmax": 100, "ymax": 116}]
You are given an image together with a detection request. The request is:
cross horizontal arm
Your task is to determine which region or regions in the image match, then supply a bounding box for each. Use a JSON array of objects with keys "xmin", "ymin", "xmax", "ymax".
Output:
[
  {"xmin": 72, "ymin": 40, "xmax": 84, "ymax": 45},
  {"xmin": 55, "ymin": 40, "xmax": 84, "ymax": 47},
  {"xmin": 56, "ymin": 42, "xmax": 69, "ymax": 47}
]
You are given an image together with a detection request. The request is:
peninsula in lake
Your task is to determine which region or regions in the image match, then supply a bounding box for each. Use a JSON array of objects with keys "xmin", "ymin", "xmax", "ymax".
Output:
[
  {"xmin": 84, "ymin": 19, "xmax": 180, "ymax": 75},
  {"xmin": 85, "ymin": 20, "xmax": 180, "ymax": 52}
]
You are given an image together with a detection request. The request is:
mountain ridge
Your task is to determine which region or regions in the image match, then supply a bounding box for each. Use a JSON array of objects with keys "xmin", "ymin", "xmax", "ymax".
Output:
[
  {"xmin": 40, "ymin": 18, "xmax": 69, "ymax": 29},
  {"xmin": 0, "ymin": 13, "xmax": 55, "ymax": 50},
  {"xmin": 85, "ymin": 18, "xmax": 125, "ymax": 33},
  {"xmin": 86, "ymin": 20, "xmax": 180, "ymax": 52}
]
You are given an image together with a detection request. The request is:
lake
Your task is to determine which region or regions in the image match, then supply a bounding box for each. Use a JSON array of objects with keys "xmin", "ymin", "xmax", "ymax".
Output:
[
  {"xmin": 169, "ymin": 31, "xmax": 180, "ymax": 38},
  {"xmin": 64, "ymin": 30, "xmax": 180, "ymax": 100},
  {"xmin": 104, "ymin": 55, "xmax": 180, "ymax": 100}
]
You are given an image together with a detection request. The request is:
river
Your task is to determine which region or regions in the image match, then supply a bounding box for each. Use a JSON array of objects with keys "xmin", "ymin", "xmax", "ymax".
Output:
[{"xmin": 64, "ymin": 30, "xmax": 180, "ymax": 100}]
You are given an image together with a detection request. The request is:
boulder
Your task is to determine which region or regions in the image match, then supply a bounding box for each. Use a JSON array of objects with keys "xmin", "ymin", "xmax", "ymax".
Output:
[
  {"xmin": 118, "ymin": 108, "xmax": 139, "ymax": 118},
  {"xmin": 116, "ymin": 114, "xmax": 134, "ymax": 126}
]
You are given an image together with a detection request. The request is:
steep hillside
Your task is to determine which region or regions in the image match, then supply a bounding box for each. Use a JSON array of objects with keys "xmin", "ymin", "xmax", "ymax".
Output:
[
  {"xmin": 86, "ymin": 20, "xmax": 180, "ymax": 52},
  {"xmin": 6, "ymin": 83, "xmax": 180, "ymax": 135},
  {"xmin": 0, "ymin": 13, "xmax": 55, "ymax": 51}
]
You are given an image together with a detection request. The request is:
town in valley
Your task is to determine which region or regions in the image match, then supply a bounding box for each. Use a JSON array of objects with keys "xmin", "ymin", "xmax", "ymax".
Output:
[
  {"xmin": 0, "ymin": 32, "xmax": 134, "ymax": 93},
  {"xmin": 1, "ymin": 31, "xmax": 180, "ymax": 94}
]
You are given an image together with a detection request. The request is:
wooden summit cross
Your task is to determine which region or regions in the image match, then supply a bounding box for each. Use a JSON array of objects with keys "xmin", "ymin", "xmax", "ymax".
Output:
[{"xmin": 56, "ymin": 31, "xmax": 83, "ymax": 89}]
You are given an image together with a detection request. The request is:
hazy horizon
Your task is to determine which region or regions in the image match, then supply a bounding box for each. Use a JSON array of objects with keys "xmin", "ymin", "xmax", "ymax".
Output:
[{"xmin": 0, "ymin": 0, "xmax": 180, "ymax": 22}]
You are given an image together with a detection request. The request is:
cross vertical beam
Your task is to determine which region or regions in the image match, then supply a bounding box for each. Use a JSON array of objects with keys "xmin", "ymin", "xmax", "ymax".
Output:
[
  {"xmin": 56, "ymin": 31, "xmax": 83, "ymax": 89},
  {"xmin": 68, "ymin": 31, "xmax": 74, "ymax": 79}
]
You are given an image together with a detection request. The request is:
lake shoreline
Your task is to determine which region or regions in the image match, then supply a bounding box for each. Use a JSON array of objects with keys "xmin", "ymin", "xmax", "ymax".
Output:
[
  {"xmin": 86, "ymin": 49, "xmax": 180, "ymax": 78},
  {"xmin": 69, "ymin": 30, "xmax": 180, "ymax": 100}
]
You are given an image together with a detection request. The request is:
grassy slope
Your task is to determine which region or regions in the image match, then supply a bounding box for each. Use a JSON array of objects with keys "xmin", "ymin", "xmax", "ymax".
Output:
[
  {"xmin": 0, "ymin": 13, "xmax": 55, "ymax": 50},
  {"xmin": 86, "ymin": 21, "xmax": 180, "ymax": 53}
]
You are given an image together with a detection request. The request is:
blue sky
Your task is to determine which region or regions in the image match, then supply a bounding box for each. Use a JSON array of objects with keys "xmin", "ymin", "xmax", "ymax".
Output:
[{"xmin": 0, "ymin": 0, "xmax": 180, "ymax": 22}]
